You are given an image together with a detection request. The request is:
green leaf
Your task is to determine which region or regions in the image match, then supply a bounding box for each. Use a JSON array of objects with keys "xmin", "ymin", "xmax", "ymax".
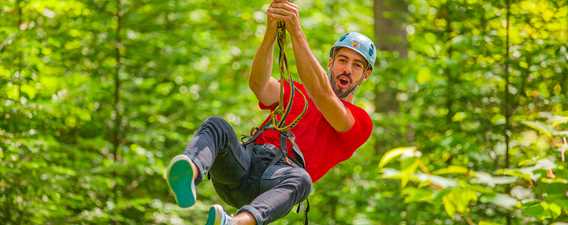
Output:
[
  {"xmin": 452, "ymin": 112, "xmax": 467, "ymax": 122},
  {"xmin": 417, "ymin": 67, "xmax": 431, "ymax": 84},
  {"xmin": 442, "ymin": 188, "xmax": 478, "ymax": 217},
  {"xmin": 402, "ymin": 187, "xmax": 434, "ymax": 203},
  {"xmin": 0, "ymin": 66, "xmax": 9, "ymax": 79},
  {"xmin": 443, "ymin": 195, "xmax": 456, "ymax": 217},
  {"xmin": 378, "ymin": 146, "xmax": 419, "ymax": 169},
  {"xmin": 545, "ymin": 194, "xmax": 568, "ymax": 209},
  {"xmin": 554, "ymin": 131, "xmax": 568, "ymax": 137},
  {"xmin": 21, "ymin": 84, "xmax": 37, "ymax": 99},
  {"xmin": 522, "ymin": 121, "xmax": 554, "ymax": 138},
  {"xmin": 523, "ymin": 202, "xmax": 562, "ymax": 220},
  {"xmin": 487, "ymin": 193, "xmax": 519, "ymax": 209},
  {"xmin": 416, "ymin": 173, "xmax": 457, "ymax": 188},
  {"xmin": 6, "ymin": 83, "xmax": 18, "ymax": 99},
  {"xmin": 433, "ymin": 165, "xmax": 471, "ymax": 175},
  {"xmin": 473, "ymin": 172, "xmax": 517, "ymax": 187},
  {"xmin": 400, "ymin": 160, "xmax": 419, "ymax": 187},
  {"xmin": 548, "ymin": 115, "xmax": 568, "ymax": 127},
  {"xmin": 479, "ymin": 221, "xmax": 501, "ymax": 225}
]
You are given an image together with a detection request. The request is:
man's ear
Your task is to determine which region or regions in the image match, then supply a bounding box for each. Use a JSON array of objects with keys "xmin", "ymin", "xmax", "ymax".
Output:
[
  {"xmin": 328, "ymin": 57, "xmax": 333, "ymax": 68},
  {"xmin": 364, "ymin": 68, "xmax": 372, "ymax": 80}
]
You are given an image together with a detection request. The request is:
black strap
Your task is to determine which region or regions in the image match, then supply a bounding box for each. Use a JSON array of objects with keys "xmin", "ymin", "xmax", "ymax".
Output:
[
  {"xmin": 285, "ymin": 131, "xmax": 306, "ymax": 168},
  {"xmin": 304, "ymin": 199, "xmax": 310, "ymax": 225},
  {"xmin": 296, "ymin": 198, "xmax": 310, "ymax": 225},
  {"xmin": 241, "ymin": 123, "xmax": 271, "ymax": 146}
]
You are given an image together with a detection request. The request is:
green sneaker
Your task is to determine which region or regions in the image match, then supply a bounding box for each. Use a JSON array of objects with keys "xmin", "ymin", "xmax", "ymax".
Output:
[
  {"xmin": 205, "ymin": 204, "xmax": 234, "ymax": 225},
  {"xmin": 166, "ymin": 154, "xmax": 197, "ymax": 208}
]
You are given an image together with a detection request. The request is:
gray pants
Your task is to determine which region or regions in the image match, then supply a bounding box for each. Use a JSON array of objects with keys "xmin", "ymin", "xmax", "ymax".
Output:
[{"xmin": 184, "ymin": 117, "xmax": 312, "ymax": 225}]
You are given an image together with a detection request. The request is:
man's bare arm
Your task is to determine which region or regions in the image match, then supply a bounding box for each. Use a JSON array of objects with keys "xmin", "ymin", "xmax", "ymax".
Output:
[
  {"xmin": 268, "ymin": 1, "xmax": 355, "ymax": 132},
  {"xmin": 249, "ymin": 4, "xmax": 282, "ymax": 107}
]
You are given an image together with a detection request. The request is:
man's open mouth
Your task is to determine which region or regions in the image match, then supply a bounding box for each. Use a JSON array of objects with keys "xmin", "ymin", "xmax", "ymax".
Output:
[{"xmin": 337, "ymin": 75, "xmax": 351, "ymax": 88}]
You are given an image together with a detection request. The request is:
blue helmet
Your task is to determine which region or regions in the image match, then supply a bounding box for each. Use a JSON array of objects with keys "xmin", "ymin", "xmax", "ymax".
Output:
[{"xmin": 329, "ymin": 32, "xmax": 376, "ymax": 69}]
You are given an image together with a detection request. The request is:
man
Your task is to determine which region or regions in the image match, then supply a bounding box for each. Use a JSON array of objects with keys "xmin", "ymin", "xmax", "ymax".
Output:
[{"xmin": 166, "ymin": 0, "xmax": 376, "ymax": 224}]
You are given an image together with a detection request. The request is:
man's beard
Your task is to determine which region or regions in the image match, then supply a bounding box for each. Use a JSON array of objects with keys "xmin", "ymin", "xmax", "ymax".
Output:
[{"xmin": 328, "ymin": 70, "xmax": 362, "ymax": 99}]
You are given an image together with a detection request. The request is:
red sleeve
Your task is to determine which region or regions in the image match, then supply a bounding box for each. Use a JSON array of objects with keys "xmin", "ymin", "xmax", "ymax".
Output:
[
  {"xmin": 257, "ymin": 79, "xmax": 295, "ymax": 111},
  {"xmin": 337, "ymin": 104, "xmax": 373, "ymax": 155}
]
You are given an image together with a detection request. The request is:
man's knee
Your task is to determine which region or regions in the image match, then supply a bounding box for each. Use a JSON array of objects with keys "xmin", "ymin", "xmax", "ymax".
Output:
[
  {"xmin": 205, "ymin": 116, "xmax": 228, "ymax": 126},
  {"xmin": 203, "ymin": 116, "xmax": 233, "ymax": 131},
  {"xmin": 288, "ymin": 168, "xmax": 312, "ymax": 198}
]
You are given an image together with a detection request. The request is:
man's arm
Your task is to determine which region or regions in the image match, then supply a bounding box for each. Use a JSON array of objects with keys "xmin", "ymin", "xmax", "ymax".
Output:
[
  {"xmin": 267, "ymin": 1, "xmax": 355, "ymax": 132},
  {"xmin": 249, "ymin": 6, "xmax": 281, "ymax": 107}
]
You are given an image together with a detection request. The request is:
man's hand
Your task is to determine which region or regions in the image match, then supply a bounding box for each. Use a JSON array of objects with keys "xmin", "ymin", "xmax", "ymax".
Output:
[
  {"xmin": 267, "ymin": 0, "xmax": 302, "ymax": 34},
  {"xmin": 248, "ymin": 1, "xmax": 288, "ymax": 108},
  {"xmin": 265, "ymin": 2, "xmax": 279, "ymax": 35}
]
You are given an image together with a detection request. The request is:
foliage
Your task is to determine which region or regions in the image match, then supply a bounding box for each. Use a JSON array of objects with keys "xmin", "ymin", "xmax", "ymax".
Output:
[
  {"xmin": 379, "ymin": 114, "xmax": 568, "ymax": 224},
  {"xmin": 0, "ymin": 0, "xmax": 566, "ymax": 224}
]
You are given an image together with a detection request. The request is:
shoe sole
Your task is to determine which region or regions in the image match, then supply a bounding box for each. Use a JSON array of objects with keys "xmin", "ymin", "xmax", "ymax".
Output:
[
  {"xmin": 205, "ymin": 205, "xmax": 223, "ymax": 225},
  {"xmin": 166, "ymin": 155, "xmax": 196, "ymax": 208}
]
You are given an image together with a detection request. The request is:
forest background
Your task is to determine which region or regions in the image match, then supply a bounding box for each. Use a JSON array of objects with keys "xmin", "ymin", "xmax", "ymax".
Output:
[{"xmin": 1, "ymin": 0, "xmax": 567, "ymax": 224}]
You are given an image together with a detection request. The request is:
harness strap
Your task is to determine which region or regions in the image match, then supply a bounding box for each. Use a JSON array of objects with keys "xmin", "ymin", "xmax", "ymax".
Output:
[
  {"xmin": 241, "ymin": 125, "xmax": 267, "ymax": 146},
  {"xmin": 296, "ymin": 198, "xmax": 310, "ymax": 225},
  {"xmin": 281, "ymin": 131, "xmax": 306, "ymax": 168}
]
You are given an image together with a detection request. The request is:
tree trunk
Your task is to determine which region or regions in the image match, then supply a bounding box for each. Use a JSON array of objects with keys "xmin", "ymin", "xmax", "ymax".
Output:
[
  {"xmin": 373, "ymin": 0, "xmax": 408, "ymax": 115},
  {"xmin": 373, "ymin": 0, "xmax": 408, "ymax": 155},
  {"xmin": 112, "ymin": 1, "xmax": 123, "ymax": 224},
  {"xmin": 374, "ymin": 0, "xmax": 408, "ymax": 58}
]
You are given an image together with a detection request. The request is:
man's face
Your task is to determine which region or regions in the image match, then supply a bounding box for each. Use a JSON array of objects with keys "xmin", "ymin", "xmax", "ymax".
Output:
[{"xmin": 328, "ymin": 47, "xmax": 372, "ymax": 99}]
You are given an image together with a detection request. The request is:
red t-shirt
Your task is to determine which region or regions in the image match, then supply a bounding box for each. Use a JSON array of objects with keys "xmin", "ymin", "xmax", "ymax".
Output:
[{"xmin": 255, "ymin": 80, "xmax": 372, "ymax": 183}]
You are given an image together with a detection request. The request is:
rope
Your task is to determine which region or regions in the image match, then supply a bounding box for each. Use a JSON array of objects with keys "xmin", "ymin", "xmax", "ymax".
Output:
[{"xmin": 269, "ymin": 21, "xmax": 308, "ymax": 132}]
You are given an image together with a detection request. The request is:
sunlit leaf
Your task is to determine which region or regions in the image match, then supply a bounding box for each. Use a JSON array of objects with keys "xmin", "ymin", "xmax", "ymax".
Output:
[
  {"xmin": 523, "ymin": 202, "xmax": 562, "ymax": 220},
  {"xmin": 417, "ymin": 67, "xmax": 431, "ymax": 84},
  {"xmin": 473, "ymin": 172, "xmax": 517, "ymax": 187},
  {"xmin": 378, "ymin": 146, "xmax": 419, "ymax": 169},
  {"xmin": 479, "ymin": 221, "xmax": 500, "ymax": 225},
  {"xmin": 402, "ymin": 187, "xmax": 434, "ymax": 203},
  {"xmin": 400, "ymin": 160, "xmax": 419, "ymax": 187},
  {"xmin": 522, "ymin": 121, "xmax": 554, "ymax": 138},
  {"xmin": 416, "ymin": 173, "xmax": 457, "ymax": 189},
  {"xmin": 442, "ymin": 188, "xmax": 478, "ymax": 217},
  {"xmin": 487, "ymin": 193, "xmax": 519, "ymax": 209},
  {"xmin": 433, "ymin": 166, "xmax": 470, "ymax": 175}
]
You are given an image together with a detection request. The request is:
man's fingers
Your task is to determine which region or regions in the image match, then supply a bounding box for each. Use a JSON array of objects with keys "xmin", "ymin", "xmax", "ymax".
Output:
[
  {"xmin": 286, "ymin": 1, "xmax": 299, "ymax": 11},
  {"xmin": 267, "ymin": 10, "xmax": 288, "ymax": 19},
  {"xmin": 267, "ymin": 8, "xmax": 294, "ymax": 17},
  {"xmin": 268, "ymin": 0, "xmax": 300, "ymax": 32},
  {"xmin": 274, "ymin": 3, "xmax": 298, "ymax": 14},
  {"xmin": 270, "ymin": 3, "xmax": 298, "ymax": 15},
  {"xmin": 268, "ymin": 12, "xmax": 290, "ymax": 20},
  {"xmin": 267, "ymin": 12, "xmax": 293, "ymax": 25},
  {"xmin": 267, "ymin": 7, "xmax": 290, "ymax": 17}
]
